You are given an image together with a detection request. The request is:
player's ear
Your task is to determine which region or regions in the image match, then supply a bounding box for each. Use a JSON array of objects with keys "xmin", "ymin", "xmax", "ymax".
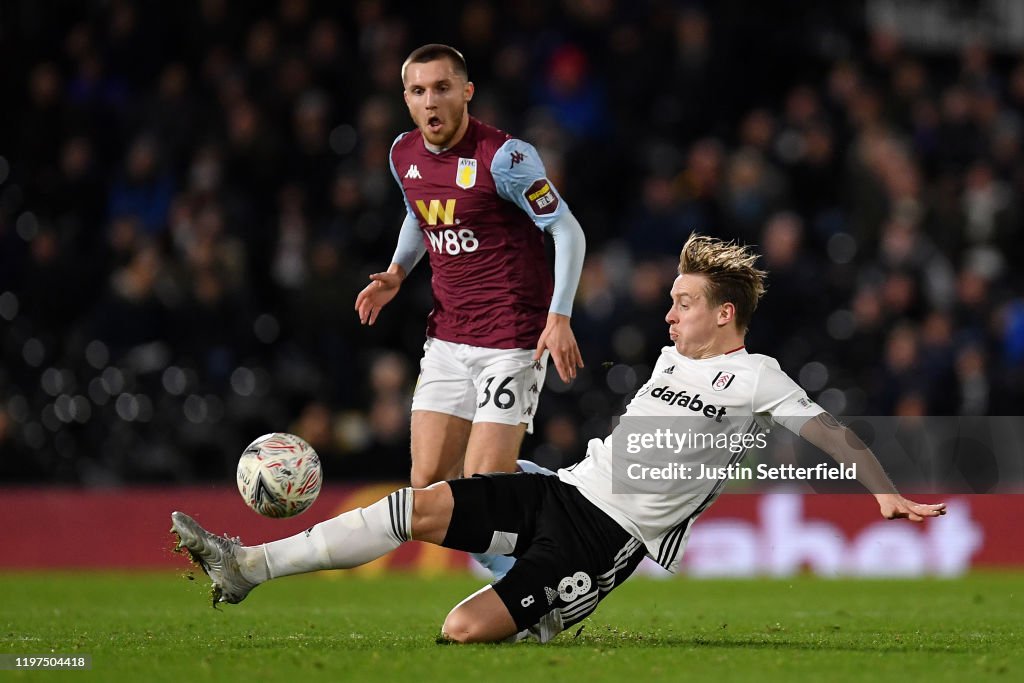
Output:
[
  {"xmin": 465, "ymin": 80, "xmax": 475, "ymax": 101},
  {"xmin": 718, "ymin": 302, "xmax": 736, "ymax": 327}
]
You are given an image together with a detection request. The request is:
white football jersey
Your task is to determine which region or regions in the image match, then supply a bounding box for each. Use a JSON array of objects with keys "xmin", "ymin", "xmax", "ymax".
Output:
[{"xmin": 558, "ymin": 346, "xmax": 823, "ymax": 572}]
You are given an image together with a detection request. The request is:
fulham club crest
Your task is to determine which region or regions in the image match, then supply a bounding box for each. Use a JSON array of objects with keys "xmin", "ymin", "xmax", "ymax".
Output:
[{"xmin": 712, "ymin": 371, "xmax": 735, "ymax": 391}]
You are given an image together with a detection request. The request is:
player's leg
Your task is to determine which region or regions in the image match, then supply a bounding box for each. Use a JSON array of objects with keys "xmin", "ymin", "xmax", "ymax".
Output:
[
  {"xmin": 462, "ymin": 422, "xmax": 526, "ymax": 476},
  {"xmin": 460, "ymin": 423, "xmax": 527, "ymax": 580},
  {"xmin": 170, "ymin": 482, "xmax": 455, "ymax": 604},
  {"xmin": 409, "ymin": 339, "xmax": 478, "ymax": 488},
  {"xmin": 436, "ymin": 474, "xmax": 549, "ymax": 643},
  {"xmin": 410, "ymin": 410, "xmax": 472, "ymax": 487},
  {"xmin": 464, "ymin": 430, "xmax": 558, "ymax": 477},
  {"xmin": 465, "ymin": 346, "xmax": 548, "ymax": 476},
  {"xmin": 409, "ymin": 481, "xmax": 455, "ymax": 543},
  {"xmin": 454, "ymin": 480, "xmax": 649, "ymax": 645},
  {"xmin": 464, "ymin": 349, "xmax": 548, "ymax": 578},
  {"xmin": 441, "ymin": 585, "xmax": 518, "ymax": 643}
]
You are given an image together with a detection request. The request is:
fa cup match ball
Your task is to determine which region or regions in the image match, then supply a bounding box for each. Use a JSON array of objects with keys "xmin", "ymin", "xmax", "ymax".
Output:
[{"xmin": 236, "ymin": 433, "xmax": 322, "ymax": 518}]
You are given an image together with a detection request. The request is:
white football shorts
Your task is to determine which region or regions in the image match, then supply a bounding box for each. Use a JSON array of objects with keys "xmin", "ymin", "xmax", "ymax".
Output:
[{"xmin": 411, "ymin": 337, "xmax": 549, "ymax": 433}]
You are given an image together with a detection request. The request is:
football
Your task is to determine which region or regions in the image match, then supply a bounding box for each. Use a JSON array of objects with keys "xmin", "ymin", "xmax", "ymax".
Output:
[{"xmin": 236, "ymin": 433, "xmax": 322, "ymax": 518}]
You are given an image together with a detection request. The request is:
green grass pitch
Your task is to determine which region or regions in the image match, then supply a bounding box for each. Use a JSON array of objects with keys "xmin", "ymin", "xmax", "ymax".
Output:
[{"xmin": 1, "ymin": 571, "xmax": 1021, "ymax": 682}]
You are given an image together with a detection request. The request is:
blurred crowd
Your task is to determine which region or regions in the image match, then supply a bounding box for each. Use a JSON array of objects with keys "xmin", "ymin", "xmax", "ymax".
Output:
[{"xmin": 1, "ymin": 0, "xmax": 1022, "ymax": 484}]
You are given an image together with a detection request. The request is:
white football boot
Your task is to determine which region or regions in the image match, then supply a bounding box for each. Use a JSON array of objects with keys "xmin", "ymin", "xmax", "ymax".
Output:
[{"xmin": 171, "ymin": 511, "xmax": 258, "ymax": 606}]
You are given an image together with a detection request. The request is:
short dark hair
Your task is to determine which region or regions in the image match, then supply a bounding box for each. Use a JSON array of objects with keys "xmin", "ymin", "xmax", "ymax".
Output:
[{"xmin": 402, "ymin": 44, "xmax": 468, "ymax": 83}]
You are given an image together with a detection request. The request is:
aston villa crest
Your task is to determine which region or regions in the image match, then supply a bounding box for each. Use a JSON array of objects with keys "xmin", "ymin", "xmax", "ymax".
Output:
[{"xmin": 456, "ymin": 158, "xmax": 477, "ymax": 189}]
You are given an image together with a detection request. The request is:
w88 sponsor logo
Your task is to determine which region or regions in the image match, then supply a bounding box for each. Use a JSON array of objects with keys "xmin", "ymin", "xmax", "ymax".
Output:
[{"xmin": 427, "ymin": 228, "xmax": 479, "ymax": 255}]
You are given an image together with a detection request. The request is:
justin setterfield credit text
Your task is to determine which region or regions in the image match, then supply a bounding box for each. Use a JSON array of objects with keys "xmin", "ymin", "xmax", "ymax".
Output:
[{"xmin": 626, "ymin": 462, "xmax": 858, "ymax": 481}]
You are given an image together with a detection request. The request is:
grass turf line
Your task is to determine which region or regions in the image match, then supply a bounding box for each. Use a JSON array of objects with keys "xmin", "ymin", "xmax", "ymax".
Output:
[{"xmin": 0, "ymin": 572, "xmax": 1021, "ymax": 683}]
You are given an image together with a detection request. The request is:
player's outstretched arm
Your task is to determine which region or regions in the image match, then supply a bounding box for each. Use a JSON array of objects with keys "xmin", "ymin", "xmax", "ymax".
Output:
[
  {"xmin": 355, "ymin": 263, "xmax": 406, "ymax": 325},
  {"xmin": 534, "ymin": 312, "xmax": 583, "ymax": 383},
  {"xmin": 799, "ymin": 412, "xmax": 946, "ymax": 522}
]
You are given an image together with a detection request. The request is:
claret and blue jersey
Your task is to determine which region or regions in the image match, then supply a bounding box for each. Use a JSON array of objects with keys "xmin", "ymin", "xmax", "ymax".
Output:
[{"xmin": 389, "ymin": 117, "xmax": 568, "ymax": 349}]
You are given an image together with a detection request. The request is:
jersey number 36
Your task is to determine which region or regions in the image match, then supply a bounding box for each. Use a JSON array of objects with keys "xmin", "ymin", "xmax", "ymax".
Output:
[{"xmin": 479, "ymin": 376, "xmax": 516, "ymax": 409}]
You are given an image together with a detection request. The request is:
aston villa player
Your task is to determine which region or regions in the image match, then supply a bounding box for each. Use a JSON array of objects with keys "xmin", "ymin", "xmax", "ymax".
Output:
[{"xmin": 354, "ymin": 44, "xmax": 587, "ymax": 578}]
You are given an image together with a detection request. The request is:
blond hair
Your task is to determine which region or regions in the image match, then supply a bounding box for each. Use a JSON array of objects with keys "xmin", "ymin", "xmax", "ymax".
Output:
[{"xmin": 678, "ymin": 233, "xmax": 767, "ymax": 331}]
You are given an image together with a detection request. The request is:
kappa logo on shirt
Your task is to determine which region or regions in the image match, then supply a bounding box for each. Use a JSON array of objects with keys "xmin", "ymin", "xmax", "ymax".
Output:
[
  {"xmin": 663, "ymin": 365, "xmax": 675, "ymax": 374},
  {"xmin": 404, "ymin": 164, "xmax": 422, "ymax": 179}
]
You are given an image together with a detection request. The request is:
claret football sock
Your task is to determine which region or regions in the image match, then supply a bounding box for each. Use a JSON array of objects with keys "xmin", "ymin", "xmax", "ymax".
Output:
[{"xmin": 244, "ymin": 487, "xmax": 413, "ymax": 581}]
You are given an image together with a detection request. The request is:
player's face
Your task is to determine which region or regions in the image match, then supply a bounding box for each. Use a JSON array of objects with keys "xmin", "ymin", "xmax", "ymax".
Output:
[
  {"xmin": 403, "ymin": 59, "xmax": 474, "ymax": 149},
  {"xmin": 665, "ymin": 274, "xmax": 730, "ymax": 358}
]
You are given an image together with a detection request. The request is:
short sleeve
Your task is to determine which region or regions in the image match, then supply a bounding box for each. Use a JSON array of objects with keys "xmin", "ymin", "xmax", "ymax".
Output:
[
  {"xmin": 752, "ymin": 357, "xmax": 825, "ymax": 434},
  {"xmin": 490, "ymin": 138, "xmax": 567, "ymax": 230}
]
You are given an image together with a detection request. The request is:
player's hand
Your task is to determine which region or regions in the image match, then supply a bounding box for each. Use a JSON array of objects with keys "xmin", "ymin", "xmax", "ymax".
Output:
[
  {"xmin": 875, "ymin": 493, "xmax": 946, "ymax": 522},
  {"xmin": 355, "ymin": 267, "xmax": 404, "ymax": 325},
  {"xmin": 534, "ymin": 313, "xmax": 583, "ymax": 383}
]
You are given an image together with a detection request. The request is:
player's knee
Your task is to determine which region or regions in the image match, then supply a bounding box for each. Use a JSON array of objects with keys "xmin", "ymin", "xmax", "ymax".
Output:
[
  {"xmin": 410, "ymin": 463, "xmax": 450, "ymax": 489},
  {"xmin": 440, "ymin": 610, "xmax": 491, "ymax": 644},
  {"xmin": 410, "ymin": 482, "xmax": 453, "ymax": 544},
  {"xmin": 410, "ymin": 471, "xmax": 433, "ymax": 489}
]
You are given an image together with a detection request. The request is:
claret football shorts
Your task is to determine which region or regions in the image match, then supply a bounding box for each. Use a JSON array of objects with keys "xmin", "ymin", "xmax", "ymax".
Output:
[{"xmin": 411, "ymin": 337, "xmax": 548, "ymax": 433}]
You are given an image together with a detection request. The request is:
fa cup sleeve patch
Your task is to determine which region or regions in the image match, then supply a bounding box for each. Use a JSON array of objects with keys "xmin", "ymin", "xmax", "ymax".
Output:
[{"xmin": 524, "ymin": 178, "xmax": 559, "ymax": 215}]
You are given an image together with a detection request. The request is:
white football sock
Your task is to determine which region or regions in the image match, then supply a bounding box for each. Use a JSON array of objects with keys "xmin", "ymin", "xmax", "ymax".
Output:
[{"xmin": 239, "ymin": 488, "xmax": 413, "ymax": 582}]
